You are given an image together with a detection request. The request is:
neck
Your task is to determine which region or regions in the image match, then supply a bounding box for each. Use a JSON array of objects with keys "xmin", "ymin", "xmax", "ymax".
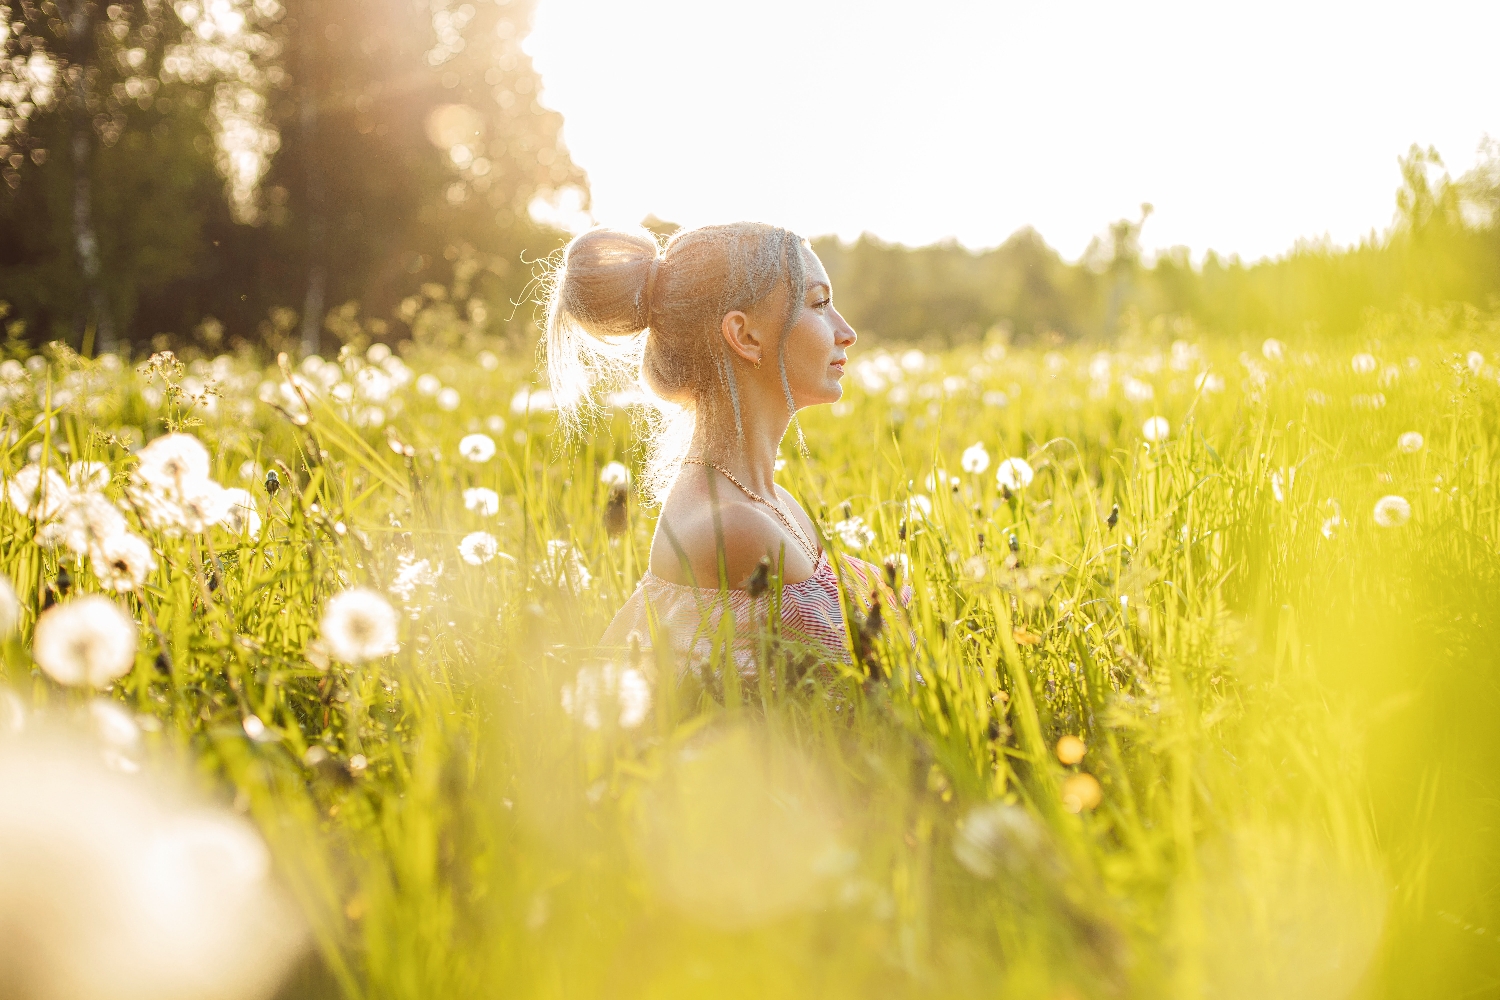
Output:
[{"xmin": 690, "ymin": 398, "xmax": 791, "ymax": 496}]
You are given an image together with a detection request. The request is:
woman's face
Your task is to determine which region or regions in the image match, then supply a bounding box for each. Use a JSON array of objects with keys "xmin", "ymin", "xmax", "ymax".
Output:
[{"xmin": 778, "ymin": 248, "xmax": 857, "ymax": 408}]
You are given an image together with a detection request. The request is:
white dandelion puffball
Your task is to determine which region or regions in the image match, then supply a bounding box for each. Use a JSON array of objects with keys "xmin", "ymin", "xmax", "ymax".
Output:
[
  {"xmin": 561, "ymin": 664, "xmax": 651, "ymax": 730},
  {"xmin": 0, "ymin": 573, "xmax": 19, "ymax": 637},
  {"xmin": 90, "ymin": 532, "xmax": 157, "ymax": 593},
  {"xmin": 36, "ymin": 491, "xmax": 128, "ymax": 555},
  {"xmin": 960, "ymin": 442, "xmax": 990, "ymax": 475},
  {"xmin": 462, "ymin": 487, "xmax": 500, "ymax": 517},
  {"xmin": 599, "ymin": 460, "xmax": 631, "ymax": 489},
  {"xmin": 458, "ymin": 531, "xmax": 500, "ymax": 566},
  {"xmin": 134, "ymin": 433, "xmax": 212, "ymax": 491},
  {"xmin": 1261, "ymin": 338, "xmax": 1285, "ymax": 362},
  {"xmin": 1467, "ymin": 351, "xmax": 1484, "ymax": 374},
  {"xmin": 996, "ymin": 457, "xmax": 1034, "ymax": 492},
  {"xmin": 458, "ymin": 433, "xmax": 496, "ymax": 463},
  {"xmin": 1123, "ymin": 377, "xmax": 1155, "ymax": 403},
  {"xmin": 1142, "ymin": 416, "xmax": 1171, "ymax": 442},
  {"xmin": 1350, "ymin": 353, "xmax": 1378, "ymax": 375},
  {"xmin": 67, "ymin": 460, "xmax": 112, "ymax": 492},
  {"xmin": 540, "ymin": 540, "xmax": 593, "ymax": 592},
  {"xmin": 33, "ymin": 595, "xmax": 138, "ymax": 687},
  {"xmin": 415, "ymin": 373, "xmax": 441, "ymax": 396},
  {"xmin": 0, "ymin": 734, "xmax": 304, "ymax": 1000},
  {"xmin": 436, "ymin": 387, "xmax": 461, "ymax": 411},
  {"xmin": 5, "ymin": 463, "xmax": 70, "ymax": 520},
  {"xmin": 905, "ymin": 494, "xmax": 933, "ymax": 520},
  {"xmin": 1373, "ymin": 495, "xmax": 1411, "ymax": 528},
  {"xmin": 1397, "ymin": 431, "xmax": 1424, "ymax": 454},
  {"xmin": 834, "ymin": 516, "xmax": 874, "ymax": 550},
  {"xmin": 219, "ymin": 488, "xmax": 261, "ymax": 539},
  {"xmin": 320, "ymin": 588, "xmax": 400, "ymax": 663}
]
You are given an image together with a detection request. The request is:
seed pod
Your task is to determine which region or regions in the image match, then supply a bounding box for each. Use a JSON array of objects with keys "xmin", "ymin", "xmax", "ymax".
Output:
[
  {"xmin": 603, "ymin": 486, "xmax": 628, "ymax": 537},
  {"xmin": 265, "ymin": 469, "xmax": 281, "ymax": 497},
  {"xmin": 745, "ymin": 555, "xmax": 771, "ymax": 598},
  {"xmin": 1008, "ymin": 533, "xmax": 1020, "ymax": 554},
  {"xmin": 1107, "ymin": 503, "xmax": 1119, "ymax": 529}
]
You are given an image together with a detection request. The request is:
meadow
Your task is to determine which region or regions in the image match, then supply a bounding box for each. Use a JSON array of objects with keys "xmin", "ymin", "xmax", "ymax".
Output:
[{"xmin": 2, "ymin": 301, "xmax": 1499, "ymax": 999}]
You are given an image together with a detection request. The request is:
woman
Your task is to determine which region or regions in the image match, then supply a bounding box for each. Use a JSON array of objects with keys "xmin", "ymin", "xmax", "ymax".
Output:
[{"xmin": 545, "ymin": 222, "xmax": 900, "ymax": 674}]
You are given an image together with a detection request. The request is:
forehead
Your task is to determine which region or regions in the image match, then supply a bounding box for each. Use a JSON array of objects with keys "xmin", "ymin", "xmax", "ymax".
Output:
[{"xmin": 800, "ymin": 245, "xmax": 830, "ymax": 289}]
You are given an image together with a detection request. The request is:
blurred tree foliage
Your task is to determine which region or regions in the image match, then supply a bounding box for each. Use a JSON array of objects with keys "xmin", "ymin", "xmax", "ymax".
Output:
[
  {"xmin": 0, "ymin": 0, "xmax": 585, "ymax": 354},
  {"xmin": 817, "ymin": 142, "xmax": 1500, "ymax": 346}
]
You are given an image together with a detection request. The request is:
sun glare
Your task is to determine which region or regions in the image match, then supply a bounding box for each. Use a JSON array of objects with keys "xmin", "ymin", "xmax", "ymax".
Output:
[{"xmin": 528, "ymin": 0, "xmax": 1500, "ymax": 260}]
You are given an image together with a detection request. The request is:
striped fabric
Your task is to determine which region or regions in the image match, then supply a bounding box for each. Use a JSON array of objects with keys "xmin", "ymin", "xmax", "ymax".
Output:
[{"xmin": 600, "ymin": 551, "xmax": 898, "ymax": 674}]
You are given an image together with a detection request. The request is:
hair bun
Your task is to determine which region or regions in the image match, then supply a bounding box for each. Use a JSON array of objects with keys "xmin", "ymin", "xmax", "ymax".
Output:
[{"xmin": 556, "ymin": 227, "xmax": 662, "ymax": 337}]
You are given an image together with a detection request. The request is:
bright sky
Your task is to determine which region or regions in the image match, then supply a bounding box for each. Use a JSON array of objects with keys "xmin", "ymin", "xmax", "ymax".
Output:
[{"xmin": 527, "ymin": 0, "xmax": 1499, "ymax": 263}]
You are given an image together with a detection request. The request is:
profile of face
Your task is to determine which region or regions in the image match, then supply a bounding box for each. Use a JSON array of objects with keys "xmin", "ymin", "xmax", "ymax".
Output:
[{"xmin": 720, "ymin": 246, "xmax": 857, "ymax": 411}]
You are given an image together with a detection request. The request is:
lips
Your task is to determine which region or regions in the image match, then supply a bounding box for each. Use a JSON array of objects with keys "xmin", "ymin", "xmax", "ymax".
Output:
[{"xmin": 830, "ymin": 359, "xmax": 846, "ymax": 372}]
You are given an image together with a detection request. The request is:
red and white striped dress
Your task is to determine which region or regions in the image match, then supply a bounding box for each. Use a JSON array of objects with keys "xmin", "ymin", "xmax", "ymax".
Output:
[{"xmin": 600, "ymin": 551, "xmax": 896, "ymax": 674}]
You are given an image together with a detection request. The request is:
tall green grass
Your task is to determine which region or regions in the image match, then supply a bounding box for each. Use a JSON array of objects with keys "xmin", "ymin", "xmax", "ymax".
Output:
[{"xmin": 2, "ymin": 305, "xmax": 1498, "ymax": 998}]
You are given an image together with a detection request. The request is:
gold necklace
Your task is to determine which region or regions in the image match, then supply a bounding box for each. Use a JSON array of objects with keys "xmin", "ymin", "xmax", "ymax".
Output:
[{"xmin": 683, "ymin": 457, "xmax": 820, "ymax": 564}]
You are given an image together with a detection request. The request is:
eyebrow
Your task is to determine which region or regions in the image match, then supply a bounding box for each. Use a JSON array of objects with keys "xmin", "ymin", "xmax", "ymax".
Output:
[{"xmin": 808, "ymin": 282, "xmax": 831, "ymax": 295}]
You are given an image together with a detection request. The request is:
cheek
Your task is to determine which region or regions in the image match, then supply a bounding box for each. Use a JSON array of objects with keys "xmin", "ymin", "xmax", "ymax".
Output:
[{"xmin": 784, "ymin": 319, "xmax": 834, "ymax": 374}]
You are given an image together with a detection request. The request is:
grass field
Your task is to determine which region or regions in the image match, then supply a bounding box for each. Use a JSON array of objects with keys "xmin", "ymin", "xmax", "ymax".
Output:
[{"xmin": 2, "ymin": 303, "xmax": 1499, "ymax": 999}]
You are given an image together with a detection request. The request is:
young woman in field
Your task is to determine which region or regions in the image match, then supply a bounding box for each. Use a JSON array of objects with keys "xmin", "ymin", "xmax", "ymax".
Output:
[{"xmin": 544, "ymin": 222, "xmax": 902, "ymax": 672}]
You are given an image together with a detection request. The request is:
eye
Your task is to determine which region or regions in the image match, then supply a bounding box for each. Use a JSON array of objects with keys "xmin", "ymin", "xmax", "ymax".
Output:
[{"xmin": 813, "ymin": 297, "xmax": 831, "ymax": 310}]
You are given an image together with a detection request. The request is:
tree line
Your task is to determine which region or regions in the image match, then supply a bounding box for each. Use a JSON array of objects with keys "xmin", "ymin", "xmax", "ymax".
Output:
[
  {"xmin": 1, "ymin": 0, "xmax": 582, "ymax": 356},
  {"xmin": 815, "ymin": 143, "xmax": 1500, "ymax": 346}
]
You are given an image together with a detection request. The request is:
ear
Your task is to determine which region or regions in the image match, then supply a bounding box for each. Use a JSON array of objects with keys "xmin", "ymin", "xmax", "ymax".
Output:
[{"xmin": 719, "ymin": 310, "xmax": 763, "ymax": 367}]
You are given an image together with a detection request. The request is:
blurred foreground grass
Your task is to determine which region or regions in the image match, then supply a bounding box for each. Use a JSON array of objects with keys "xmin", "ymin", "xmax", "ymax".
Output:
[{"xmin": 2, "ymin": 305, "xmax": 1499, "ymax": 999}]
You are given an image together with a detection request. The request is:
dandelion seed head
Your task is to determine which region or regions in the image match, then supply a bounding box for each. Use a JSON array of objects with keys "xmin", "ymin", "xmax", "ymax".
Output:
[
  {"xmin": 90, "ymin": 531, "xmax": 157, "ymax": 593},
  {"xmin": 33, "ymin": 595, "xmax": 138, "ymax": 687},
  {"xmin": 834, "ymin": 516, "xmax": 874, "ymax": 550},
  {"xmin": 996, "ymin": 457, "xmax": 1034, "ymax": 492},
  {"xmin": 219, "ymin": 487, "xmax": 261, "ymax": 539},
  {"xmin": 1261, "ymin": 338, "xmax": 1285, "ymax": 362},
  {"xmin": 134, "ymin": 433, "xmax": 211, "ymax": 491},
  {"xmin": 67, "ymin": 461, "xmax": 111, "ymax": 492},
  {"xmin": 561, "ymin": 664, "xmax": 651, "ymax": 730},
  {"xmin": 0, "ymin": 574, "xmax": 20, "ymax": 637},
  {"xmin": 36, "ymin": 491, "xmax": 129, "ymax": 555},
  {"xmin": 1373, "ymin": 494, "xmax": 1411, "ymax": 528},
  {"xmin": 4, "ymin": 463, "xmax": 70, "ymax": 520},
  {"xmin": 1142, "ymin": 416, "xmax": 1170, "ymax": 442},
  {"xmin": 436, "ymin": 387, "xmax": 461, "ymax": 411},
  {"xmin": 458, "ymin": 433, "xmax": 496, "ymax": 463},
  {"xmin": 1467, "ymin": 351, "xmax": 1484, "ymax": 374},
  {"xmin": 1397, "ymin": 431, "xmax": 1424, "ymax": 454},
  {"xmin": 599, "ymin": 461, "xmax": 631, "ymax": 489},
  {"xmin": 462, "ymin": 487, "xmax": 500, "ymax": 517},
  {"xmin": 416, "ymin": 373, "xmax": 442, "ymax": 396},
  {"xmin": 320, "ymin": 588, "xmax": 400, "ymax": 664},
  {"xmin": 538, "ymin": 540, "xmax": 592, "ymax": 591},
  {"xmin": 458, "ymin": 531, "xmax": 500, "ymax": 566},
  {"xmin": 960, "ymin": 442, "xmax": 990, "ymax": 475},
  {"xmin": 1351, "ymin": 353, "xmax": 1378, "ymax": 375}
]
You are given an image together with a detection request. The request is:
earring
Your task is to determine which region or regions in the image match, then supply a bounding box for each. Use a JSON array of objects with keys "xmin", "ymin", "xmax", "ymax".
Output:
[{"xmin": 753, "ymin": 356, "xmax": 762, "ymax": 370}]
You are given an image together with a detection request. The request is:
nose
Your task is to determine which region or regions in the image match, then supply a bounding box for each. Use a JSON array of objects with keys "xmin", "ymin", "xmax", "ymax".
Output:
[{"xmin": 833, "ymin": 307, "xmax": 856, "ymax": 347}]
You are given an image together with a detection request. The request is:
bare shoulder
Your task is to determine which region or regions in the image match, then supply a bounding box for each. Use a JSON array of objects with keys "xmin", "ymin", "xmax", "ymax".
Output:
[{"xmin": 650, "ymin": 494, "xmax": 817, "ymax": 588}]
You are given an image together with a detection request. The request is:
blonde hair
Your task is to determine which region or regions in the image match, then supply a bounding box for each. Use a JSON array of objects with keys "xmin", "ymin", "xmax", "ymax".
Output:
[{"xmin": 543, "ymin": 222, "xmax": 808, "ymax": 503}]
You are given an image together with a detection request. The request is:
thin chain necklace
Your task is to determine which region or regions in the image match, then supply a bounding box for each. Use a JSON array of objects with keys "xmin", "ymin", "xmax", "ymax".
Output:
[{"xmin": 683, "ymin": 457, "xmax": 820, "ymax": 564}]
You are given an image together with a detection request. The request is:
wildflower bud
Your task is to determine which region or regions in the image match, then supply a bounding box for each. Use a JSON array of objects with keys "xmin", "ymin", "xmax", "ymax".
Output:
[
  {"xmin": 977, "ymin": 531, "xmax": 985, "ymax": 552},
  {"xmin": 898, "ymin": 519, "xmax": 907, "ymax": 542},
  {"xmin": 603, "ymin": 486, "xmax": 628, "ymax": 538},
  {"xmin": 745, "ymin": 556, "xmax": 771, "ymax": 598},
  {"xmin": 1107, "ymin": 503, "xmax": 1119, "ymax": 529},
  {"xmin": 1008, "ymin": 533, "xmax": 1019, "ymax": 555},
  {"xmin": 265, "ymin": 469, "xmax": 280, "ymax": 497}
]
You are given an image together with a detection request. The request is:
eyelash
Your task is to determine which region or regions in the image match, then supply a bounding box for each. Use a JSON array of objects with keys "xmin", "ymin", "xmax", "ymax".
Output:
[{"xmin": 814, "ymin": 298, "xmax": 831, "ymax": 309}]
